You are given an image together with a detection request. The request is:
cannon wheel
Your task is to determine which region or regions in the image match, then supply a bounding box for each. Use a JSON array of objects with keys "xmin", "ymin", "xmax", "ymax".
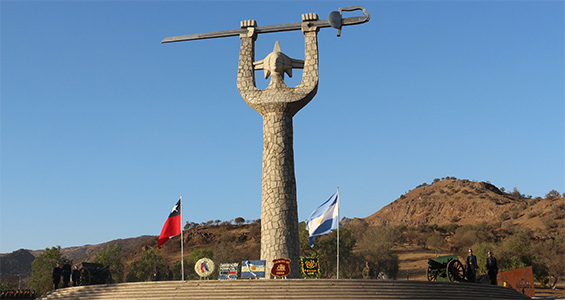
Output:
[
  {"xmin": 79, "ymin": 267, "xmax": 91, "ymax": 286},
  {"xmin": 426, "ymin": 265, "xmax": 437, "ymax": 281},
  {"xmin": 547, "ymin": 275, "xmax": 557, "ymax": 289},
  {"xmin": 447, "ymin": 260, "xmax": 465, "ymax": 282}
]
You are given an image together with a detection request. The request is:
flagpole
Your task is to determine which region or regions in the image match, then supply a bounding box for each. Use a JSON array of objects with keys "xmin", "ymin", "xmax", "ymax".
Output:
[
  {"xmin": 180, "ymin": 194, "xmax": 184, "ymax": 281},
  {"xmin": 336, "ymin": 187, "xmax": 340, "ymax": 280}
]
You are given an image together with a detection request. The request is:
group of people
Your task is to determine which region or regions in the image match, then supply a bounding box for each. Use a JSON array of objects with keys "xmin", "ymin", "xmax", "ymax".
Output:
[
  {"xmin": 52, "ymin": 262, "xmax": 80, "ymax": 290},
  {"xmin": 151, "ymin": 266, "xmax": 174, "ymax": 281},
  {"xmin": 0, "ymin": 289, "xmax": 36, "ymax": 299},
  {"xmin": 465, "ymin": 249, "xmax": 498, "ymax": 285}
]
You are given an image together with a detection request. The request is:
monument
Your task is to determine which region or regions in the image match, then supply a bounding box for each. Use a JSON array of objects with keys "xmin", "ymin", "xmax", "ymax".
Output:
[{"xmin": 163, "ymin": 6, "xmax": 369, "ymax": 278}]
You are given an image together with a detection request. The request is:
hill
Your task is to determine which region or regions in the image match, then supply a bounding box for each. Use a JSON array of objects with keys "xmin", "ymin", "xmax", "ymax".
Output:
[
  {"xmin": 122, "ymin": 223, "xmax": 261, "ymax": 272},
  {"xmin": 57, "ymin": 236, "xmax": 155, "ymax": 266},
  {"xmin": 0, "ymin": 249, "xmax": 35, "ymax": 283},
  {"xmin": 362, "ymin": 178, "xmax": 564, "ymax": 236}
]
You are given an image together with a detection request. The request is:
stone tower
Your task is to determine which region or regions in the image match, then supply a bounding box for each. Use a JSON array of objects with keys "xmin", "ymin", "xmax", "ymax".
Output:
[{"xmin": 237, "ymin": 14, "xmax": 319, "ymax": 278}]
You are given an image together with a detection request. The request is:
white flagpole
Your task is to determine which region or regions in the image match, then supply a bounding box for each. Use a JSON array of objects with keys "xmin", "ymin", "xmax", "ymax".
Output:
[
  {"xmin": 180, "ymin": 194, "xmax": 184, "ymax": 281},
  {"xmin": 336, "ymin": 187, "xmax": 340, "ymax": 279}
]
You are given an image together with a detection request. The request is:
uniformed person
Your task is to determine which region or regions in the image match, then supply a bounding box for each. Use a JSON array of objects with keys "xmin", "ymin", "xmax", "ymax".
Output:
[
  {"xmin": 465, "ymin": 249, "xmax": 477, "ymax": 282},
  {"xmin": 52, "ymin": 263, "xmax": 62, "ymax": 290},
  {"xmin": 486, "ymin": 251, "xmax": 498, "ymax": 285},
  {"xmin": 62, "ymin": 261, "xmax": 72, "ymax": 287}
]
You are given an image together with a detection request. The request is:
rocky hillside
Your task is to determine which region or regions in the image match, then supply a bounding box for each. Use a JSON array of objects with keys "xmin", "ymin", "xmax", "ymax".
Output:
[
  {"xmin": 123, "ymin": 223, "xmax": 261, "ymax": 271},
  {"xmin": 59, "ymin": 236, "xmax": 155, "ymax": 266},
  {"xmin": 363, "ymin": 178, "xmax": 564, "ymax": 236},
  {"xmin": 0, "ymin": 249, "xmax": 35, "ymax": 282}
]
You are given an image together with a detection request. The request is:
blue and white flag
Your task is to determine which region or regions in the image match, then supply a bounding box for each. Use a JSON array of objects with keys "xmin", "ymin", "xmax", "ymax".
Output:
[{"xmin": 305, "ymin": 191, "xmax": 339, "ymax": 247}]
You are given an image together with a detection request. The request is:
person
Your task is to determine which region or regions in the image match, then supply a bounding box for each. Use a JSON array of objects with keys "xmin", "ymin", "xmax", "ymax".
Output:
[
  {"xmin": 151, "ymin": 267, "xmax": 161, "ymax": 281},
  {"xmin": 362, "ymin": 262, "xmax": 371, "ymax": 279},
  {"xmin": 166, "ymin": 265, "xmax": 174, "ymax": 281},
  {"xmin": 72, "ymin": 265, "xmax": 80, "ymax": 286},
  {"xmin": 486, "ymin": 251, "xmax": 498, "ymax": 285},
  {"xmin": 465, "ymin": 249, "xmax": 478, "ymax": 282},
  {"xmin": 52, "ymin": 263, "xmax": 62, "ymax": 290},
  {"xmin": 62, "ymin": 261, "xmax": 72, "ymax": 287}
]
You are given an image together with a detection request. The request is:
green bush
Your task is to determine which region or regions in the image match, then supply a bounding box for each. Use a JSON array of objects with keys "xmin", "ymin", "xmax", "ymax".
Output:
[
  {"xmin": 126, "ymin": 248, "xmax": 166, "ymax": 282},
  {"xmin": 93, "ymin": 244, "xmax": 124, "ymax": 283},
  {"xmin": 450, "ymin": 223, "xmax": 496, "ymax": 251},
  {"xmin": 437, "ymin": 224, "xmax": 459, "ymax": 234}
]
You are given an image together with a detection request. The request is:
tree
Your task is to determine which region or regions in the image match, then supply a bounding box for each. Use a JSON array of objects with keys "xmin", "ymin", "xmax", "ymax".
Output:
[
  {"xmin": 188, "ymin": 248, "xmax": 213, "ymax": 263},
  {"xmin": 450, "ymin": 223, "xmax": 496, "ymax": 251},
  {"xmin": 93, "ymin": 244, "xmax": 124, "ymax": 283},
  {"xmin": 474, "ymin": 242, "xmax": 497, "ymax": 275},
  {"xmin": 494, "ymin": 230, "xmax": 547, "ymax": 281},
  {"xmin": 184, "ymin": 221, "xmax": 198, "ymax": 230},
  {"xmin": 427, "ymin": 234, "xmax": 447, "ymax": 250},
  {"xmin": 532, "ymin": 236, "xmax": 565, "ymax": 287},
  {"xmin": 512, "ymin": 187, "xmax": 522, "ymax": 197},
  {"xmin": 234, "ymin": 217, "xmax": 245, "ymax": 225},
  {"xmin": 28, "ymin": 246, "xmax": 66, "ymax": 296},
  {"xmin": 545, "ymin": 190, "xmax": 561, "ymax": 200},
  {"xmin": 126, "ymin": 248, "xmax": 166, "ymax": 282},
  {"xmin": 357, "ymin": 226, "xmax": 399, "ymax": 279},
  {"xmin": 299, "ymin": 223, "xmax": 360, "ymax": 278}
]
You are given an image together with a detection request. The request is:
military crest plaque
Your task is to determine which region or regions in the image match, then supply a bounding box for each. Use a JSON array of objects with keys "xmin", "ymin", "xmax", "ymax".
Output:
[
  {"xmin": 271, "ymin": 258, "xmax": 291, "ymax": 278},
  {"xmin": 300, "ymin": 257, "xmax": 320, "ymax": 277}
]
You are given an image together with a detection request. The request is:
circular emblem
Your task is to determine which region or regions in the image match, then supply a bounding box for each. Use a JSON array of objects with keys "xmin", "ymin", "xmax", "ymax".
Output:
[{"xmin": 194, "ymin": 258, "xmax": 215, "ymax": 278}]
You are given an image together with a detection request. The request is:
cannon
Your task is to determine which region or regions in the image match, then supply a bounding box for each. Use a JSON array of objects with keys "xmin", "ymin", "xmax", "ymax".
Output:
[
  {"xmin": 79, "ymin": 262, "xmax": 112, "ymax": 286},
  {"xmin": 426, "ymin": 254, "xmax": 465, "ymax": 282}
]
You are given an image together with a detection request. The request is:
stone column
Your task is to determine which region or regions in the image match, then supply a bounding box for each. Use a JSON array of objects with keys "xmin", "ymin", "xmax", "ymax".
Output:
[{"xmin": 260, "ymin": 108, "xmax": 300, "ymax": 277}]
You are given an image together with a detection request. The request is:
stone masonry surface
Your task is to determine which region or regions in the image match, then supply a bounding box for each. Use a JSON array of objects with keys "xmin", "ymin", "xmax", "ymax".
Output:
[{"xmin": 237, "ymin": 14, "xmax": 319, "ymax": 278}]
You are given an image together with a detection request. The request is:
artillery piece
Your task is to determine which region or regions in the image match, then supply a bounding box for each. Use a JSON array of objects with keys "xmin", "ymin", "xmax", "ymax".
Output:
[
  {"xmin": 79, "ymin": 262, "xmax": 112, "ymax": 286},
  {"xmin": 426, "ymin": 254, "xmax": 465, "ymax": 282}
]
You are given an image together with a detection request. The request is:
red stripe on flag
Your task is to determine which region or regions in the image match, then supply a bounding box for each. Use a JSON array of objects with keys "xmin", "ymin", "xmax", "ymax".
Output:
[{"xmin": 157, "ymin": 214, "xmax": 181, "ymax": 248}]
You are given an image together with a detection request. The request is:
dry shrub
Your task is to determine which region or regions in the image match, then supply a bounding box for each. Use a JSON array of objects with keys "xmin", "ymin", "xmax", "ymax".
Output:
[
  {"xmin": 541, "ymin": 217, "xmax": 558, "ymax": 229},
  {"xmin": 500, "ymin": 220, "xmax": 518, "ymax": 233},
  {"xmin": 499, "ymin": 211, "xmax": 510, "ymax": 221}
]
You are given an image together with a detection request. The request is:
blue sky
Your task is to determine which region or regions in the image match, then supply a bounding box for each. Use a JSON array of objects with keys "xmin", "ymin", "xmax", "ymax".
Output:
[{"xmin": 1, "ymin": 1, "xmax": 563, "ymax": 254}]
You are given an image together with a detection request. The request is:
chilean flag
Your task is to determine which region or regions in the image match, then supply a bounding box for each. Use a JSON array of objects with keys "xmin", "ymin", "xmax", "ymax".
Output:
[{"xmin": 156, "ymin": 198, "xmax": 181, "ymax": 248}]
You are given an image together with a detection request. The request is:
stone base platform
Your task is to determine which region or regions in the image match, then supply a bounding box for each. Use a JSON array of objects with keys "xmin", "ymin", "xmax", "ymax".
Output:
[{"xmin": 37, "ymin": 279, "xmax": 531, "ymax": 299}]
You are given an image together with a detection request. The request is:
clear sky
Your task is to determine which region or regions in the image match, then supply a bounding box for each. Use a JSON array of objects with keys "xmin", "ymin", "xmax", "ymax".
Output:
[{"xmin": 1, "ymin": 1, "xmax": 563, "ymax": 254}]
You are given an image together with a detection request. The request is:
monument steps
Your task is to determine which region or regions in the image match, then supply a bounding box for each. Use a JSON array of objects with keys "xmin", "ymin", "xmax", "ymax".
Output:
[{"xmin": 37, "ymin": 279, "xmax": 531, "ymax": 300}]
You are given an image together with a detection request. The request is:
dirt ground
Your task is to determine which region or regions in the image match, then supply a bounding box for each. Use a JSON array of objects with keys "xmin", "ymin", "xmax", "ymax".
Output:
[
  {"xmin": 394, "ymin": 244, "xmax": 453, "ymax": 281},
  {"xmin": 532, "ymin": 283, "xmax": 565, "ymax": 299},
  {"xmin": 395, "ymin": 244, "xmax": 564, "ymax": 299}
]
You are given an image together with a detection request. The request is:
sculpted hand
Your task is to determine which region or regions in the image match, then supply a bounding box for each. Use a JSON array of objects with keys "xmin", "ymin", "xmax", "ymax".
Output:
[
  {"xmin": 240, "ymin": 20, "xmax": 257, "ymax": 28},
  {"xmin": 301, "ymin": 13, "xmax": 319, "ymax": 21}
]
